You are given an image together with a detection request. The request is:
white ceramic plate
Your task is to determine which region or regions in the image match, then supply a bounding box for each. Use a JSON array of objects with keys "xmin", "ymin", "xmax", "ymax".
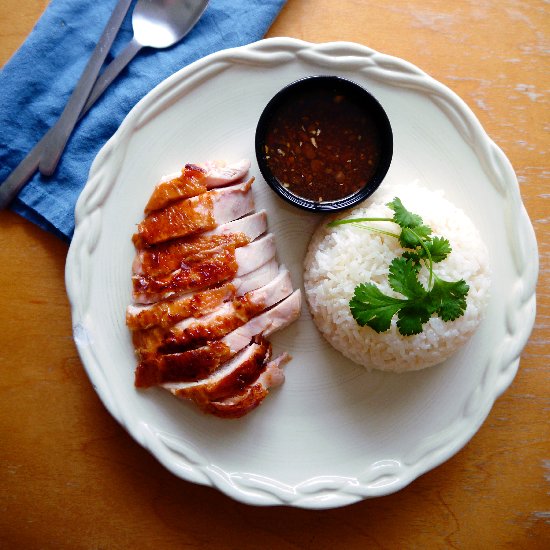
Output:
[{"xmin": 66, "ymin": 38, "xmax": 538, "ymax": 509}]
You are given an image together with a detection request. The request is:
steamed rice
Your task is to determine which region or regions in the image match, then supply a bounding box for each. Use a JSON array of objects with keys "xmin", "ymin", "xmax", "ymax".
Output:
[{"xmin": 303, "ymin": 182, "xmax": 490, "ymax": 372}]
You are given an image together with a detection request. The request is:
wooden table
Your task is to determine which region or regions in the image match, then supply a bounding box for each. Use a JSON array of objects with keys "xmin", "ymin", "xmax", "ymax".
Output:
[{"xmin": 1, "ymin": 1, "xmax": 548, "ymax": 547}]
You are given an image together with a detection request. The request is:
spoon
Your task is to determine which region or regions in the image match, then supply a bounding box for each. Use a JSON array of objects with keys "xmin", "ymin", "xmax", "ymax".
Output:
[{"xmin": 38, "ymin": 0, "xmax": 210, "ymax": 177}]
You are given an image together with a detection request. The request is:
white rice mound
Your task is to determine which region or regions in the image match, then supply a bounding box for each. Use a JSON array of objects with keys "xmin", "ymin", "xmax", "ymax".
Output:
[{"xmin": 303, "ymin": 182, "xmax": 491, "ymax": 372}]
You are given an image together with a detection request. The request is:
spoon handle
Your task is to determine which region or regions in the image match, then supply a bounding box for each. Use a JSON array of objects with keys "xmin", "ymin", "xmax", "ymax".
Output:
[
  {"xmin": 38, "ymin": 0, "xmax": 133, "ymax": 177},
  {"xmin": 80, "ymin": 39, "xmax": 143, "ymax": 119}
]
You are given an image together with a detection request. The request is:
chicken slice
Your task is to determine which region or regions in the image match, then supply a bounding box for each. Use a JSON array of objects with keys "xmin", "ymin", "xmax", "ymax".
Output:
[
  {"xmin": 204, "ymin": 209, "xmax": 267, "ymax": 238},
  {"xmin": 235, "ymin": 233, "xmax": 276, "ymax": 277},
  {"xmin": 132, "ymin": 234, "xmax": 276, "ymax": 304},
  {"xmin": 135, "ymin": 340, "xmax": 234, "ymax": 387},
  {"xmin": 144, "ymin": 160, "xmax": 251, "ymax": 213},
  {"xmin": 134, "ymin": 290, "xmax": 301, "ymax": 387},
  {"xmin": 126, "ymin": 282, "xmax": 236, "ymax": 331},
  {"xmin": 162, "ymin": 336, "xmax": 272, "ymax": 402},
  {"xmin": 144, "ymin": 164, "xmax": 208, "ymax": 213},
  {"xmin": 125, "ymin": 259, "xmax": 279, "ymax": 330},
  {"xmin": 132, "ymin": 245, "xmax": 238, "ymax": 304},
  {"xmin": 133, "ymin": 210, "xmax": 267, "ymax": 277},
  {"xmin": 133, "ymin": 269, "xmax": 293, "ymax": 355},
  {"xmin": 201, "ymin": 159, "xmax": 251, "ymax": 188},
  {"xmin": 196, "ymin": 353, "xmax": 290, "ymax": 419},
  {"xmin": 234, "ymin": 258, "xmax": 278, "ymax": 295},
  {"xmin": 132, "ymin": 232, "xmax": 249, "ymax": 278},
  {"xmin": 133, "ymin": 178, "xmax": 254, "ymax": 248},
  {"xmin": 219, "ymin": 289, "xmax": 301, "ymax": 353}
]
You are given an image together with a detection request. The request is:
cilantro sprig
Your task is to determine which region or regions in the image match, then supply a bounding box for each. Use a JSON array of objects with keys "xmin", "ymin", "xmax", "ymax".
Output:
[{"xmin": 327, "ymin": 198, "xmax": 469, "ymax": 336}]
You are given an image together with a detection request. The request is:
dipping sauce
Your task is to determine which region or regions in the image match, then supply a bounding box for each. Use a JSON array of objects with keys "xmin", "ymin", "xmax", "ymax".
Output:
[
  {"xmin": 256, "ymin": 76, "xmax": 393, "ymax": 213},
  {"xmin": 262, "ymin": 88, "xmax": 382, "ymax": 202}
]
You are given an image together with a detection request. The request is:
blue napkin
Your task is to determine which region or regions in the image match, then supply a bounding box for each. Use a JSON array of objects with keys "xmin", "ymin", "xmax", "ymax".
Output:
[{"xmin": 0, "ymin": 0, "xmax": 286, "ymax": 241}]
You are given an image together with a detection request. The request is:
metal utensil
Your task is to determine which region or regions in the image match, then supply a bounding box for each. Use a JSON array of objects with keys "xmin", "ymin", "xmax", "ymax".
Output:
[
  {"xmin": 36, "ymin": 0, "xmax": 134, "ymax": 178},
  {"xmin": 39, "ymin": 0, "xmax": 210, "ymax": 177},
  {"xmin": 0, "ymin": 0, "xmax": 209, "ymax": 209},
  {"xmin": 0, "ymin": 0, "xmax": 133, "ymax": 209}
]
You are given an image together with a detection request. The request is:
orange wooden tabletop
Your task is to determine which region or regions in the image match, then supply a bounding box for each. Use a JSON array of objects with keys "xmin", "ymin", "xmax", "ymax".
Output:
[{"xmin": 1, "ymin": 1, "xmax": 548, "ymax": 548}]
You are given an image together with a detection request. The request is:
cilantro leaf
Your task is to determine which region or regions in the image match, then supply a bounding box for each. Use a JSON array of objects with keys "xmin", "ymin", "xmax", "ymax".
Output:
[
  {"xmin": 399, "ymin": 225, "xmax": 432, "ymax": 249},
  {"xmin": 388, "ymin": 258, "xmax": 427, "ymax": 299},
  {"xmin": 429, "ymin": 277, "xmax": 469, "ymax": 321},
  {"xmin": 386, "ymin": 197, "xmax": 433, "ymax": 249},
  {"xmin": 397, "ymin": 303, "xmax": 432, "ymax": 335},
  {"xmin": 425, "ymin": 236, "xmax": 452, "ymax": 263},
  {"xmin": 403, "ymin": 236, "xmax": 451, "ymax": 264},
  {"xmin": 349, "ymin": 283, "xmax": 405, "ymax": 333},
  {"xmin": 387, "ymin": 197, "xmax": 423, "ymax": 228},
  {"xmin": 401, "ymin": 250, "xmax": 422, "ymax": 268}
]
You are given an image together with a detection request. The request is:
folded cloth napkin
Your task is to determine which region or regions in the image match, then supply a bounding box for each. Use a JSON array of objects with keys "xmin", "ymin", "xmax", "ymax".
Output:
[{"xmin": 0, "ymin": 0, "xmax": 286, "ymax": 241}]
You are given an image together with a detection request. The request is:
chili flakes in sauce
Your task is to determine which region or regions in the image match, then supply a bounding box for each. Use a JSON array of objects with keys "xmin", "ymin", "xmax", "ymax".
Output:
[{"xmin": 263, "ymin": 88, "xmax": 382, "ymax": 202}]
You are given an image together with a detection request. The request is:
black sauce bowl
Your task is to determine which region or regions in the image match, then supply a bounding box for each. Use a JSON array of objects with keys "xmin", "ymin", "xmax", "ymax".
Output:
[{"xmin": 255, "ymin": 75, "xmax": 393, "ymax": 213}]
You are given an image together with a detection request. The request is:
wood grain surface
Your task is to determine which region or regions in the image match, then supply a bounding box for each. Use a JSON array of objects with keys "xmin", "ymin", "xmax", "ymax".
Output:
[{"xmin": 1, "ymin": 1, "xmax": 548, "ymax": 548}]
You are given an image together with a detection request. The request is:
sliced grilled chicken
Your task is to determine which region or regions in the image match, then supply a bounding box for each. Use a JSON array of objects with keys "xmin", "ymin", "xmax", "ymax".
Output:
[
  {"xmin": 134, "ymin": 289, "xmax": 301, "ymax": 387},
  {"xmin": 126, "ymin": 282, "xmax": 236, "ymax": 331},
  {"xmin": 144, "ymin": 164, "xmax": 208, "ymax": 213},
  {"xmin": 126, "ymin": 258, "xmax": 279, "ymax": 331},
  {"xmin": 234, "ymin": 258, "xmax": 278, "ymax": 295},
  {"xmin": 133, "ymin": 178, "xmax": 254, "ymax": 248},
  {"xmin": 133, "ymin": 210, "xmax": 267, "ymax": 277},
  {"xmin": 197, "ymin": 353, "xmax": 290, "ymax": 419},
  {"xmin": 132, "ymin": 234, "xmax": 276, "ymax": 304},
  {"xmin": 129, "ymin": 161, "xmax": 300, "ymax": 418},
  {"xmin": 163, "ymin": 337, "xmax": 272, "ymax": 402},
  {"xmin": 132, "ymin": 245, "xmax": 238, "ymax": 304},
  {"xmin": 144, "ymin": 160, "xmax": 251, "ymax": 213},
  {"xmin": 133, "ymin": 269, "xmax": 293, "ymax": 355},
  {"xmin": 201, "ymin": 159, "xmax": 251, "ymax": 188}
]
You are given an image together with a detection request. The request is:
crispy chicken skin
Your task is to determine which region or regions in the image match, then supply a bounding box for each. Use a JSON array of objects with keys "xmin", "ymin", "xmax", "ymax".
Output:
[
  {"xmin": 135, "ymin": 341, "xmax": 233, "ymax": 387},
  {"xmin": 132, "ymin": 245, "xmax": 239, "ymax": 304},
  {"xmin": 133, "ymin": 178, "xmax": 254, "ymax": 248},
  {"xmin": 131, "ymin": 234, "xmax": 276, "ymax": 304},
  {"xmin": 144, "ymin": 160, "xmax": 252, "ymax": 213},
  {"xmin": 133, "ymin": 232, "xmax": 250, "ymax": 277},
  {"xmin": 125, "ymin": 259, "xmax": 279, "ymax": 331},
  {"xmin": 145, "ymin": 164, "xmax": 208, "ymax": 213}
]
